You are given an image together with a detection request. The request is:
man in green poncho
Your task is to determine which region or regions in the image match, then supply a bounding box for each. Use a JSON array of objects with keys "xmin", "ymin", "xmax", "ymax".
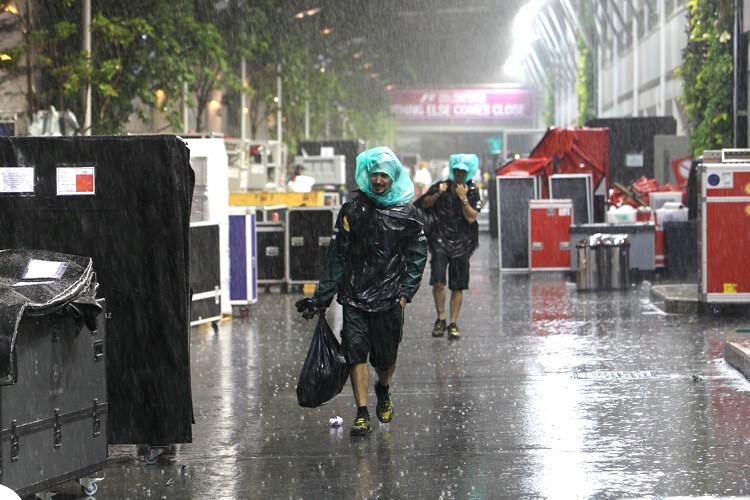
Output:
[{"xmin": 296, "ymin": 146, "xmax": 428, "ymax": 436}]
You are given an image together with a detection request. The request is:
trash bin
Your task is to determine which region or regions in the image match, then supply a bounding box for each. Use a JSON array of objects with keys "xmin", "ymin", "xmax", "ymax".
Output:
[
  {"xmin": 576, "ymin": 233, "xmax": 630, "ymax": 290},
  {"xmin": 601, "ymin": 234, "xmax": 631, "ymax": 290},
  {"xmin": 576, "ymin": 234, "xmax": 603, "ymax": 290},
  {"xmin": 0, "ymin": 249, "xmax": 106, "ymax": 497}
]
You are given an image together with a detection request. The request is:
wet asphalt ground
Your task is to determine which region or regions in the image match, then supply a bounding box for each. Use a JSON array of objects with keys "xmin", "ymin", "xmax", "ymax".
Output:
[{"xmin": 46, "ymin": 232, "xmax": 750, "ymax": 499}]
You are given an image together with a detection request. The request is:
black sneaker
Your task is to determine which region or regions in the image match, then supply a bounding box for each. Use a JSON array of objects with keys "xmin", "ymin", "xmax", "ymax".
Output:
[
  {"xmin": 447, "ymin": 323, "xmax": 460, "ymax": 340},
  {"xmin": 432, "ymin": 318, "xmax": 447, "ymax": 337},
  {"xmin": 374, "ymin": 382, "xmax": 393, "ymax": 423},
  {"xmin": 350, "ymin": 412, "xmax": 372, "ymax": 436}
]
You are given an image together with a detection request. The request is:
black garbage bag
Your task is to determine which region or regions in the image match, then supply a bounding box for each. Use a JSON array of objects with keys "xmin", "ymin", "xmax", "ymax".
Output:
[{"xmin": 296, "ymin": 315, "xmax": 350, "ymax": 408}]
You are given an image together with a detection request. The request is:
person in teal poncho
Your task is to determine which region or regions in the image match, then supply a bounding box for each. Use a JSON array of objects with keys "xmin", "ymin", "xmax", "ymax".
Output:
[
  {"xmin": 415, "ymin": 153, "xmax": 482, "ymax": 340},
  {"xmin": 296, "ymin": 146, "xmax": 428, "ymax": 436}
]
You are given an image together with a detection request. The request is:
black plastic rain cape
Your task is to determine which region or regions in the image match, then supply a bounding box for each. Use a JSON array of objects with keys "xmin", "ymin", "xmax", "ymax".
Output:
[
  {"xmin": 314, "ymin": 194, "xmax": 427, "ymax": 312},
  {"xmin": 0, "ymin": 249, "xmax": 101, "ymax": 385},
  {"xmin": 414, "ymin": 181, "xmax": 480, "ymax": 258},
  {"xmin": 296, "ymin": 315, "xmax": 350, "ymax": 408}
]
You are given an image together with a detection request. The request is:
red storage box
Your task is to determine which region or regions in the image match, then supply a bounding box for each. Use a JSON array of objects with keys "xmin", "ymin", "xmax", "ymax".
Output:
[
  {"xmin": 701, "ymin": 153, "xmax": 750, "ymax": 303},
  {"xmin": 529, "ymin": 199, "xmax": 573, "ymax": 271}
]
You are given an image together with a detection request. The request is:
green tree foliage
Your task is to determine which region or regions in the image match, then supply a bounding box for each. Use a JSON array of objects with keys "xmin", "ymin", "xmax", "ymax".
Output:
[
  {"xmin": 2, "ymin": 0, "xmax": 391, "ymax": 141},
  {"xmin": 215, "ymin": 0, "xmax": 392, "ymax": 150},
  {"xmin": 678, "ymin": 0, "xmax": 733, "ymax": 157},
  {"xmin": 575, "ymin": 2, "xmax": 596, "ymax": 127},
  {"xmin": 575, "ymin": 36, "xmax": 595, "ymax": 126}
]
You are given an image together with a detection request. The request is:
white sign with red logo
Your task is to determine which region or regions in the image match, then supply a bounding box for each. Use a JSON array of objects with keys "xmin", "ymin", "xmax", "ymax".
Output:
[{"xmin": 57, "ymin": 166, "xmax": 95, "ymax": 196}]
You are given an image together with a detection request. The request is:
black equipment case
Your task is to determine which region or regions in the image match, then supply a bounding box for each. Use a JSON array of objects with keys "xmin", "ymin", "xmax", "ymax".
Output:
[
  {"xmin": 286, "ymin": 207, "xmax": 336, "ymax": 284},
  {"xmin": 496, "ymin": 175, "xmax": 540, "ymax": 271},
  {"xmin": 0, "ymin": 136, "xmax": 193, "ymax": 446},
  {"xmin": 189, "ymin": 222, "xmax": 222, "ymax": 326},
  {"xmin": 0, "ymin": 302, "xmax": 107, "ymax": 497},
  {"xmin": 257, "ymin": 222, "xmax": 286, "ymax": 284}
]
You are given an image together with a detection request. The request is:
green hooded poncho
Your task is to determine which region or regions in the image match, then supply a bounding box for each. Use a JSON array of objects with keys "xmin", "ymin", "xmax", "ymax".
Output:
[
  {"xmin": 355, "ymin": 146, "xmax": 414, "ymax": 206},
  {"xmin": 448, "ymin": 153, "xmax": 479, "ymax": 183}
]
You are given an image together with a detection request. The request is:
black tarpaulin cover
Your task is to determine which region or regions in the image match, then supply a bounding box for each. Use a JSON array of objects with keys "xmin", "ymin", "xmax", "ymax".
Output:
[
  {"xmin": 0, "ymin": 249, "xmax": 101, "ymax": 385},
  {"xmin": 0, "ymin": 135, "xmax": 194, "ymax": 445}
]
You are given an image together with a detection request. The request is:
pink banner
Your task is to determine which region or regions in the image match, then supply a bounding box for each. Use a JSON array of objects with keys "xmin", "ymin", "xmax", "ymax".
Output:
[{"xmin": 389, "ymin": 87, "xmax": 533, "ymax": 121}]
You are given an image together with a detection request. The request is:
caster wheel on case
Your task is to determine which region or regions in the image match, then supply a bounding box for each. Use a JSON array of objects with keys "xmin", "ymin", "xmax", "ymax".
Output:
[
  {"xmin": 77, "ymin": 477, "xmax": 102, "ymax": 496},
  {"xmin": 81, "ymin": 482, "xmax": 98, "ymax": 496},
  {"xmin": 144, "ymin": 449, "xmax": 160, "ymax": 465}
]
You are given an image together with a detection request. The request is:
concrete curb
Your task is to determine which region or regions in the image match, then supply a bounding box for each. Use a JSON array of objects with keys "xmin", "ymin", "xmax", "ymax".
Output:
[
  {"xmin": 725, "ymin": 340, "xmax": 750, "ymax": 381},
  {"xmin": 650, "ymin": 284, "xmax": 699, "ymax": 314}
]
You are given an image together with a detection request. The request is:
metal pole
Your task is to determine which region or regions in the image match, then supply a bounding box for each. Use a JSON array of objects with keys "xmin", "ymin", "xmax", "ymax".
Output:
[
  {"xmin": 241, "ymin": 57, "xmax": 247, "ymax": 142},
  {"xmin": 733, "ymin": 0, "xmax": 740, "ymax": 147},
  {"xmin": 276, "ymin": 63, "xmax": 282, "ymax": 186},
  {"xmin": 182, "ymin": 81, "xmax": 188, "ymax": 134},
  {"xmin": 632, "ymin": 5, "xmax": 639, "ymax": 116},
  {"xmin": 613, "ymin": 35, "xmax": 619, "ymax": 116},
  {"xmin": 83, "ymin": 0, "xmax": 92, "ymax": 135},
  {"xmin": 659, "ymin": 0, "xmax": 666, "ymax": 115},
  {"xmin": 305, "ymin": 99, "xmax": 310, "ymax": 139},
  {"xmin": 597, "ymin": 36, "xmax": 602, "ymax": 117}
]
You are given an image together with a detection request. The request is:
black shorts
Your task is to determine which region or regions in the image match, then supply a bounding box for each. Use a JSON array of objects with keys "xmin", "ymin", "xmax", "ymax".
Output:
[
  {"xmin": 429, "ymin": 251, "xmax": 471, "ymax": 290},
  {"xmin": 340, "ymin": 303, "xmax": 404, "ymax": 370}
]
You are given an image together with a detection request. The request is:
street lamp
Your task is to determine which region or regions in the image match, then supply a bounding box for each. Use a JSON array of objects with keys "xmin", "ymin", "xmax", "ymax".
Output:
[
  {"xmin": 2, "ymin": 1, "xmax": 19, "ymax": 15},
  {"xmin": 292, "ymin": 6, "xmax": 321, "ymax": 20}
]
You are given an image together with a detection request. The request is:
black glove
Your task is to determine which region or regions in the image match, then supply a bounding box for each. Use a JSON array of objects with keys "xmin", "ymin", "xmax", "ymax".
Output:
[{"xmin": 295, "ymin": 296, "xmax": 325, "ymax": 320}]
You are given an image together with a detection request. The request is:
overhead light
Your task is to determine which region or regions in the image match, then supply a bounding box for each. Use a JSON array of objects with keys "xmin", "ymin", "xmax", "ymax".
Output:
[
  {"xmin": 503, "ymin": 0, "xmax": 547, "ymax": 77},
  {"xmin": 0, "ymin": 53, "xmax": 11, "ymax": 61},
  {"xmin": 273, "ymin": 96, "xmax": 279, "ymax": 103},
  {"xmin": 293, "ymin": 11, "xmax": 306, "ymax": 19},
  {"xmin": 3, "ymin": 1, "xmax": 19, "ymax": 15},
  {"xmin": 209, "ymin": 100, "xmax": 221, "ymax": 110},
  {"xmin": 513, "ymin": 0, "xmax": 546, "ymax": 42},
  {"xmin": 386, "ymin": 84, "xmax": 396, "ymax": 91},
  {"xmin": 321, "ymin": 27, "xmax": 333, "ymax": 35},
  {"xmin": 352, "ymin": 52, "xmax": 362, "ymax": 59},
  {"xmin": 320, "ymin": 67, "xmax": 326, "ymax": 73},
  {"xmin": 306, "ymin": 7, "xmax": 321, "ymax": 16},
  {"xmin": 370, "ymin": 72, "xmax": 380, "ymax": 79}
]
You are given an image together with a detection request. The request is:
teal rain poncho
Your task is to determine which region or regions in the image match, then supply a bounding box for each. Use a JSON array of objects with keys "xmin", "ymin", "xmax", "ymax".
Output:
[
  {"xmin": 448, "ymin": 153, "xmax": 479, "ymax": 183},
  {"xmin": 355, "ymin": 146, "xmax": 414, "ymax": 206}
]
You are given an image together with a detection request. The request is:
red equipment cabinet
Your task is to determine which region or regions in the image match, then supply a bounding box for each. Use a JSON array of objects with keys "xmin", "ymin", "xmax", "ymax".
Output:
[
  {"xmin": 528, "ymin": 199, "xmax": 573, "ymax": 271},
  {"xmin": 700, "ymin": 150, "xmax": 750, "ymax": 303}
]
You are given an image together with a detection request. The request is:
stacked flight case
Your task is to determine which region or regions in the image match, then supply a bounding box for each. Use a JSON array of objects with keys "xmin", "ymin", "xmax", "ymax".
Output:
[
  {"xmin": 256, "ymin": 205, "xmax": 288, "ymax": 288},
  {"xmin": 496, "ymin": 175, "xmax": 540, "ymax": 271},
  {"xmin": 548, "ymin": 174, "xmax": 593, "ymax": 224},
  {"xmin": 257, "ymin": 222, "xmax": 286, "ymax": 286},
  {"xmin": 189, "ymin": 222, "xmax": 222, "ymax": 328},
  {"xmin": 0, "ymin": 303, "xmax": 107, "ymax": 497},
  {"xmin": 228, "ymin": 207, "xmax": 258, "ymax": 306},
  {"xmin": 286, "ymin": 207, "xmax": 337, "ymax": 284},
  {"xmin": 528, "ymin": 199, "xmax": 574, "ymax": 271}
]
